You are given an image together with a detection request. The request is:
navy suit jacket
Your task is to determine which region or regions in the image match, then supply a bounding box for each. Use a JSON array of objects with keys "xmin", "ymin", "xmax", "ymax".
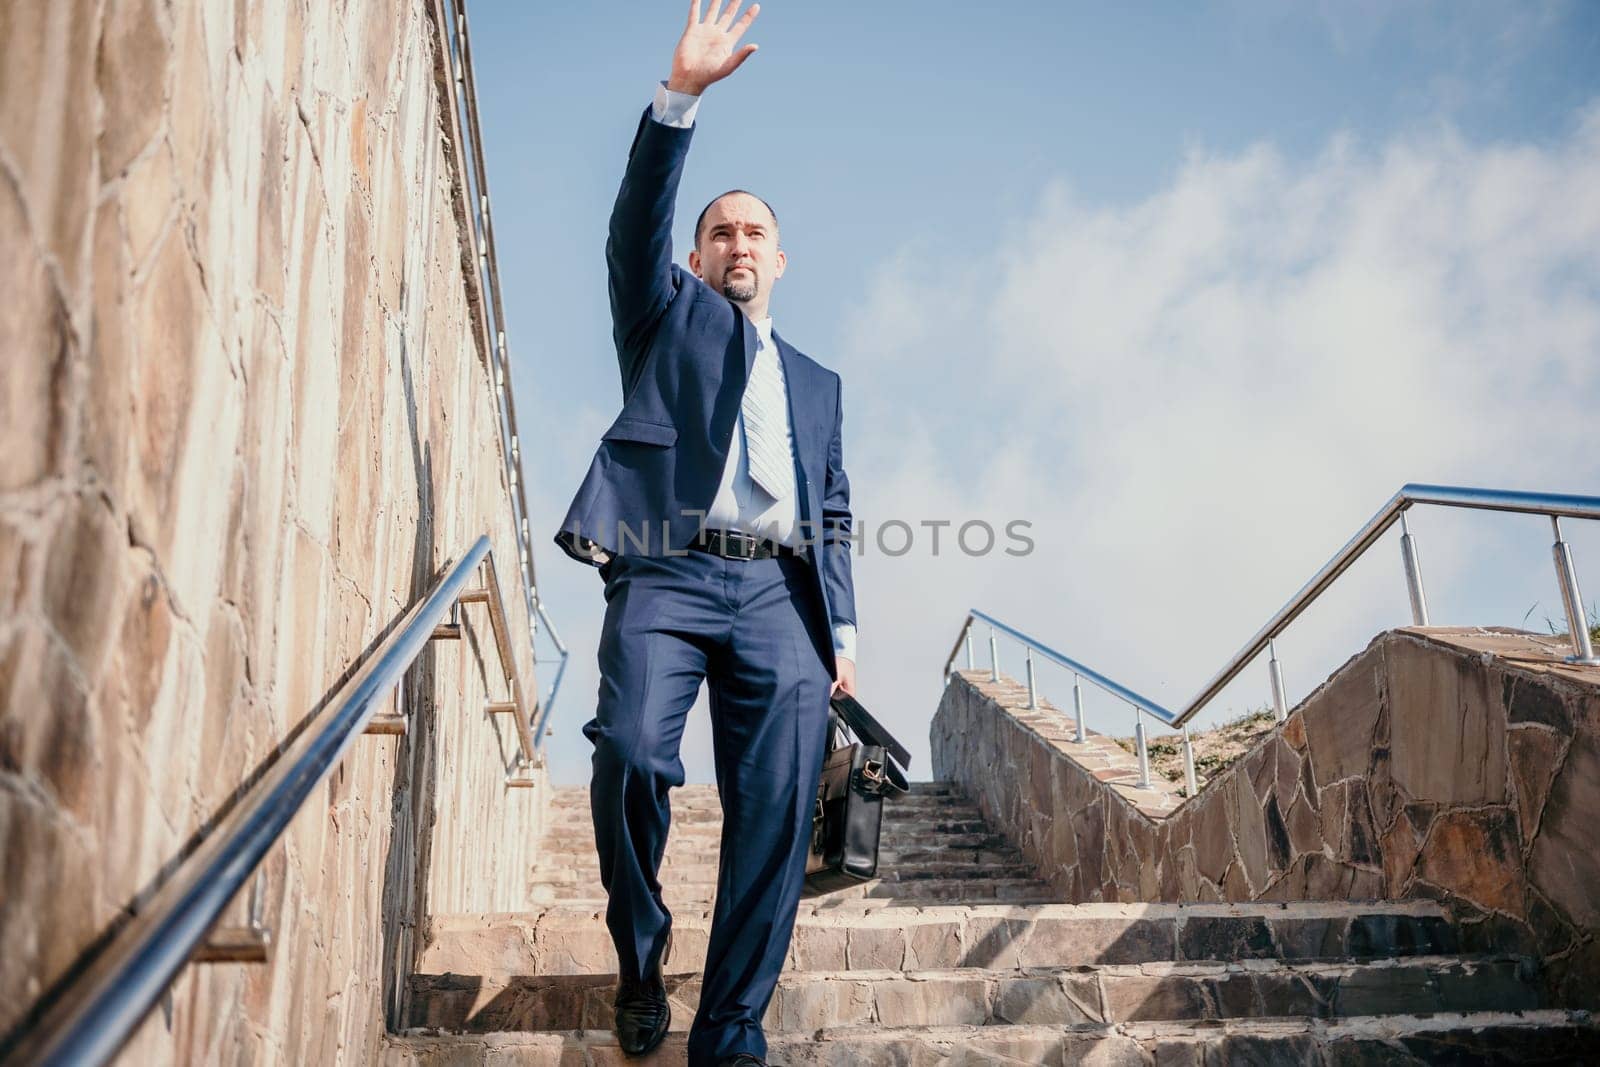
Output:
[{"xmin": 555, "ymin": 104, "xmax": 857, "ymax": 677}]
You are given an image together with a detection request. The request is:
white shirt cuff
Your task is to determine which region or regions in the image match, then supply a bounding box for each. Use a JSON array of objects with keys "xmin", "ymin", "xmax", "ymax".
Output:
[
  {"xmin": 832, "ymin": 623, "xmax": 857, "ymax": 663},
  {"xmin": 651, "ymin": 80, "xmax": 701, "ymax": 129}
]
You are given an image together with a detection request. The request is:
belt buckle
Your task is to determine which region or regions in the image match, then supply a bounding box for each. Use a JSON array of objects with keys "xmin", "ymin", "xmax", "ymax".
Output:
[{"xmin": 726, "ymin": 530, "xmax": 756, "ymax": 560}]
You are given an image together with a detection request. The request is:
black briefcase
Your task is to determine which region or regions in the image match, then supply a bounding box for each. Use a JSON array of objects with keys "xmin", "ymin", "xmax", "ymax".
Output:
[{"xmin": 802, "ymin": 692, "xmax": 912, "ymax": 897}]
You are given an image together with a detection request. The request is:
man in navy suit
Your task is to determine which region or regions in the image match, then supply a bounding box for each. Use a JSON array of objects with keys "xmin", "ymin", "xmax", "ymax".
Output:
[{"xmin": 551, "ymin": 3, "xmax": 857, "ymax": 1064}]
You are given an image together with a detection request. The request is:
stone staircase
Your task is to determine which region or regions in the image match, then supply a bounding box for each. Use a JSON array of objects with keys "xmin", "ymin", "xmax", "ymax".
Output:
[{"xmin": 386, "ymin": 782, "xmax": 1599, "ymax": 1064}]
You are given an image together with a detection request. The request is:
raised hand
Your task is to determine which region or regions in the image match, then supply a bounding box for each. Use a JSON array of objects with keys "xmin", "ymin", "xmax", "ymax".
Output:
[{"xmin": 667, "ymin": 0, "xmax": 761, "ymax": 96}]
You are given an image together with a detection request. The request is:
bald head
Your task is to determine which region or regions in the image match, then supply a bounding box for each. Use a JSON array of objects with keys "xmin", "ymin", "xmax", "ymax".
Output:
[{"xmin": 694, "ymin": 189, "xmax": 779, "ymax": 250}]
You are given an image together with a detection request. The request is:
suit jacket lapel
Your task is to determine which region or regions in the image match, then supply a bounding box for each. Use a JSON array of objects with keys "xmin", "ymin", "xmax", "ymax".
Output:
[
  {"xmin": 771, "ymin": 327, "xmax": 821, "ymax": 524},
  {"xmin": 711, "ymin": 309, "xmax": 759, "ymax": 466},
  {"xmin": 740, "ymin": 310, "xmax": 758, "ymax": 383}
]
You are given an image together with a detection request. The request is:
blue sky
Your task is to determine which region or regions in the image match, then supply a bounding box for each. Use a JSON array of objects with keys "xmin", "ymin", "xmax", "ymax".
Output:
[{"xmin": 467, "ymin": 1, "xmax": 1600, "ymax": 786}]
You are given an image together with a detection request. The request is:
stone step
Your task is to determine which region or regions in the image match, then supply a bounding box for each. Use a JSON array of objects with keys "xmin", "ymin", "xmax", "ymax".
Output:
[
  {"xmin": 532, "ymin": 841, "xmax": 1029, "ymax": 868},
  {"xmin": 540, "ymin": 812, "xmax": 998, "ymax": 838},
  {"xmin": 385, "ymin": 1011, "xmax": 1600, "ymax": 1065},
  {"xmin": 550, "ymin": 790, "xmax": 966, "ymax": 806},
  {"xmin": 418, "ymin": 901, "xmax": 1462, "ymax": 978},
  {"xmin": 536, "ymin": 830, "xmax": 1021, "ymax": 859},
  {"xmin": 542, "ymin": 806, "xmax": 990, "ymax": 827},
  {"xmin": 529, "ymin": 877, "xmax": 1063, "ymax": 906},
  {"xmin": 406, "ymin": 955, "xmax": 1539, "ymax": 1034},
  {"xmin": 544, "ymin": 803, "xmax": 990, "ymax": 821},
  {"xmin": 527, "ymin": 859, "xmax": 1043, "ymax": 886},
  {"xmin": 547, "ymin": 782, "xmax": 964, "ymax": 802},
  {"xmin": 537, "ymin": 830, "xmax": 1004, "ymax": 858}
]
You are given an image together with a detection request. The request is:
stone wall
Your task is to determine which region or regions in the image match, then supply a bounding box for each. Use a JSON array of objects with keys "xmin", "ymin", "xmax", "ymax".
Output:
[
  {"xmin": 1, "ymin": 0, "xmax": 548, "ymax": 1061},
  {"xmin": 933, "ymin": 628, "xmax": 1600, "ymax": 1007}
]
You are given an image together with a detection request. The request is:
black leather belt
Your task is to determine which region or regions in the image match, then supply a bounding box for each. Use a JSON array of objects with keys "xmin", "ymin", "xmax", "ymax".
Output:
[{"xmin": 689, "ymin": 528, "xmax": 804, "ymax": 560}]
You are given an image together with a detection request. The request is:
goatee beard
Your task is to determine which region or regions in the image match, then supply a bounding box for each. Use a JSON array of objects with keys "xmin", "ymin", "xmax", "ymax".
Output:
[{"xmin": 722, "ymin": 274, "xmax": 758, "ymax": 303}]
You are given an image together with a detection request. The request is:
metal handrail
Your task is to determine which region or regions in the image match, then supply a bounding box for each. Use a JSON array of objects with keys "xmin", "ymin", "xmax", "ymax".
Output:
[
  {"xmin": 1177, "ymin": 484, "xmax": 1600, "ymax": 726},
  {"xmin": 456, "ymin": 550, "xmax": 540, "ymax": 772},
  {"xmin": 944, "ymin": 610, "xmax": 1170, "ymax": 722},
  {"xmin": 943, "ymin": 484, "xmax": 1600, "ymax": 790},
  {"xmin": 426, "ymin": 0, "xmax": 570, "ymax": 745},
  {"xmin": 0, "ymin": 536, "xmax": 523, "ymax": 1066}
]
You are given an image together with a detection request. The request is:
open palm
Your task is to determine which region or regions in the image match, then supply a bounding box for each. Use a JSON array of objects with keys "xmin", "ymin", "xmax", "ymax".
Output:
[{"xmin": 669, "ymin": 0, "xmax": 761, "ymax": 95}]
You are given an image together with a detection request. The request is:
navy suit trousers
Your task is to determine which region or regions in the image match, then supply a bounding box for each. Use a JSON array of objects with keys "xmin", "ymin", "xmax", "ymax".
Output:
[{"xmin": 581, "ymin": 547, "xmax": 834, "ymax": 1065}]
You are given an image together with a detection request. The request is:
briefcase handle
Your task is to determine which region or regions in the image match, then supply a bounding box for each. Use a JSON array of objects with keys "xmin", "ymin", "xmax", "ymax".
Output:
[{"xmin": 828, "ymin": 692, "xmax": 912, "ymax": 770}]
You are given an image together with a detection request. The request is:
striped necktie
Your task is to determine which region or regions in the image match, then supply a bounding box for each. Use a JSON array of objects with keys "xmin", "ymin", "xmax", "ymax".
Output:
[{"xmin": 742, "ymin": 331, "xmax": 795, "ymax": 501}]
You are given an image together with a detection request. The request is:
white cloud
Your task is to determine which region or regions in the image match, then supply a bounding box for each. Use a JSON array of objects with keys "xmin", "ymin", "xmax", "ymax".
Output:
[{"xmin": 830, "ymin": 101, "xmax": 1600, "ymax": 775}]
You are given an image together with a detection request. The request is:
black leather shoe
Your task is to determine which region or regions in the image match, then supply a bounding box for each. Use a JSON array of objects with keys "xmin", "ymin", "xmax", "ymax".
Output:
[
  {"xmin": 716, "ymin": 1056, "xmax": 767, "ymax": 1067},
  {"xmin": 615, "ymin": 929, "xmax": 673, "ymax": 1056}
]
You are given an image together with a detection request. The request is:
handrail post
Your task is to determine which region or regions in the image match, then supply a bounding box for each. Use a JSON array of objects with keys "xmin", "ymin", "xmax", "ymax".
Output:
[
  {"xmin": 1182, "ymin": 725, "xmax": 1198, "ymax": 797},
  {"xmin": 1134, "ymin": 708, "xmax": 1152, "ymax": 789},
  {"xmin": 194, "ymin": 867, "xmax": 272, "ymax": 964},
  {"xmin": 945, "ymin": 620, "xmax": 964, "ymax": 683},
  {"xmin": 1024, "ymin": 647, "xmax": 1038, "ymax": 709},
  {"xmin": 1268, "ymin": 639, "xmax": 1289, "ymax": 723},
  {"xmin": 1399, "ymin": 511, "xmax": 1430, "ymax": 626},
  {"xmin": 1552, "ymin": 517, "xmax": 1600, "ymax": 665},
  {"xmin": 530, "ymin": 596, "xmax": 571, "ymax": 754},
  {"xmin": 1072, "ymin": 674, "xmax": 1087, "ymax": 743},
  {"xmin": 988, "ymin": 626, "xmax": 999, "ymax": 683}
]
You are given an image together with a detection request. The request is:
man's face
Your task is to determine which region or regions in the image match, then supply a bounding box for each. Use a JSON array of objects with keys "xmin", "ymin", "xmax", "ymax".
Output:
[{"xmin": 689, "ymin": 193, "xmax": 785, "ymax": 307}]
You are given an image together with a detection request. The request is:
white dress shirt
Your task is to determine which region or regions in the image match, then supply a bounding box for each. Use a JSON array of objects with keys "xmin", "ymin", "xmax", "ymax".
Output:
[{"xmin": 648, "ymin": 82, "xmax": 857, "ymax": 664}]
